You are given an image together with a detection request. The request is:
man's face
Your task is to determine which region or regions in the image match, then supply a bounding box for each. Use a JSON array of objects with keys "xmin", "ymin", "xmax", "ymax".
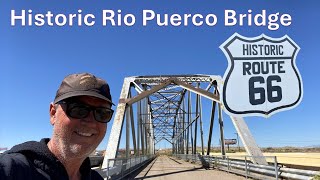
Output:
[{"xmin": 50, "ymin": 96, "xmax": 110, "ymax": 159}]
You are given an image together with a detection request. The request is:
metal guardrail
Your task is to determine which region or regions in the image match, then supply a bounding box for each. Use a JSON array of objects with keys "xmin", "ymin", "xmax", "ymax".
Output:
[
  {"xmin": 89, "ymin": 156, "xmax": 104, "ymax": 167},
  {"xmin": 174, "ymin": 154, "xmax": 320, "ymax": 180},
  {"xmin": 101, "ymin": 155, "xmax": 156, "ymax": 180}
]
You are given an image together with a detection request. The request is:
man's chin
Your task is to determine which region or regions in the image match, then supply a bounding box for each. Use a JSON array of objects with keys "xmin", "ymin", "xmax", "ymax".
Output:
[{"xmin": 68, "ymin": 144, "xmax": 95, "ymax": 158}]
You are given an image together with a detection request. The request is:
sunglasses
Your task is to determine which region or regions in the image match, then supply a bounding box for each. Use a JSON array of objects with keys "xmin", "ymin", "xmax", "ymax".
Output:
[{"xmin": 57, "ymin": 100, "xmax": 114, "ymax": 123}]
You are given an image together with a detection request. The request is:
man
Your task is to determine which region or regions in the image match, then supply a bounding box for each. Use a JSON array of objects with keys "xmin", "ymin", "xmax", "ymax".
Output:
[{"xmin": 0, "ymin": 73, "xmax": 114, "ymax": 180}]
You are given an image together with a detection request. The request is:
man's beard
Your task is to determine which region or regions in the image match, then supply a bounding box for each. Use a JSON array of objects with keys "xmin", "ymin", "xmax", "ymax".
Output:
[{"xmin": 53, "ymin": 122, "xmax": 97, "ymax": 160}]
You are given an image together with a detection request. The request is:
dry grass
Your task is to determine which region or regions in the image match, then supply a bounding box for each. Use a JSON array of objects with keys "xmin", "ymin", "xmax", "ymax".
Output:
[{"xmin": 210, "ymin": 152, "xmax": 320, "ymax": 167}]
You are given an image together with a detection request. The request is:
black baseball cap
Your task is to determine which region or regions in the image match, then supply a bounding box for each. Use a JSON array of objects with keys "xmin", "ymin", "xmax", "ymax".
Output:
[{"xmin": 53, "ymin": 73, "xmax": 114, "ymax": 105}]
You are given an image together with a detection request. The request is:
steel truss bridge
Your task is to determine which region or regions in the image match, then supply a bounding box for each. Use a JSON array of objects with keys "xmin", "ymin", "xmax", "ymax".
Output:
[
  {"xmin": 96, "ymin": 75, "xmax": 319, "ymax": 180},
  {"xmin": 101, "ymin": 74, "xmax": 267, "ymax": 168}
]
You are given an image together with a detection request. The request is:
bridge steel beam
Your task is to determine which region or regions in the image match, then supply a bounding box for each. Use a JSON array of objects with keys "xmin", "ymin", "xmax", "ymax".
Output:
[
  {"xmin": 207, "ymin": 88, "xmax": 218, "ymax": 155},
  {"xmin": 129, "ymin": 94, "xmax": 137, "ymax": 154},
  {"xmin": 218, "ymin": 101, "xmax": 226, "ymax": 157},
  {"xmin": 137, "ymin": 100, "xmax": 141, "ymax": 156},
  {"xmin": 193, "ymin": 86, "xmax": 199, "ymax": 155},
  {"xmin": 199, "ymin": 96, "xmax": 204, "ymax": 155}
]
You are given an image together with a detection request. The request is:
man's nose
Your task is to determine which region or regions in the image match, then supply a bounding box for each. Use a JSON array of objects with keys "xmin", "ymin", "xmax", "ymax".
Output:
[{"xmin": 81, "ymin": 111, "xmax": 97, "ymax": 126}]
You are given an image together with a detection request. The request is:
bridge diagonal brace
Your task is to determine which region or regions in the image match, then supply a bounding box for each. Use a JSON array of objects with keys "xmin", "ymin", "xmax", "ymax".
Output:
[
  {"xmin": 102, "ymin": 78, "xmax": 132, "ymax": 168},
  {"xmin": 230, "ymin": 116, "xmax": 268, "ymax": 165},
  {"xmin": 126, "ymin": 79, "xmax": 175, "ymax": 105},
  {"xmin": 173, "ymin": 79, "xmax": 220, "ymax": 103}
]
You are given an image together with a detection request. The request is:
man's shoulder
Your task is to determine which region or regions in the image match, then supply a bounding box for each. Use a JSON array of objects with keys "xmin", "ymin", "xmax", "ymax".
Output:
[
  {"xmin": 0, "ymin": 152, "xmax": 33, "ymax": 179},
  {"xmin": 91, "ymin": 169, "xmax": 105, "ymax": 180},
  {"xmin": 0, "ymin": 139, "xmax": 42, "ymax": 170},
  {"xmin": 0, "ymin": 152, "xmax": 31, "ymax": 166},
  {"xmin": 0, "ymin": 139, "xmax": 52, "ymax": 180}
]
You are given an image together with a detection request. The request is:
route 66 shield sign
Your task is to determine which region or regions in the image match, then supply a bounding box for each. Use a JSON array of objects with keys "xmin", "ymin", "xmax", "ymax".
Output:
[{"xmin": 220, "ymin": 33, "xmax": 303, "ymax": 117}]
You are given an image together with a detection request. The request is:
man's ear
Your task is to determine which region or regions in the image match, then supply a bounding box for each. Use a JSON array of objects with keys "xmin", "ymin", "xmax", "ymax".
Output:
[{"xmin": 49, "ymin": 103, "xmax": 57, "ymax": 125}]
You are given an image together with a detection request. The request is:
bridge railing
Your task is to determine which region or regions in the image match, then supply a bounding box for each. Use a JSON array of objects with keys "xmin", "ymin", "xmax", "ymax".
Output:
[
  {"xmin": 174, "ymin": 154, "xmax": 320, "ymax": 180},
  {"xmin": 102, "ymin": 155, "xmax": 156, "ymax": 180}
]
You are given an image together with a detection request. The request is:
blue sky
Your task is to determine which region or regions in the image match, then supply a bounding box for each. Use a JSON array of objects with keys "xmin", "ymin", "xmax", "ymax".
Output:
[{"xmin": 0, "ymin": 1, "xmax": 319, "ymax": 151}]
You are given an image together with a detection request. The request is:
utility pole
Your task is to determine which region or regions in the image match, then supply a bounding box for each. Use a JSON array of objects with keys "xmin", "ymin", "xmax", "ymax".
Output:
[{"xmin": 235, "ymin": 132, "xmax": 240, "ymax": 152}]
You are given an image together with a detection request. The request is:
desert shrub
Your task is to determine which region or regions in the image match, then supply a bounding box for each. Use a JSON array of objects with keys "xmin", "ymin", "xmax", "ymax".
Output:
[{"xmin": 313, "ymin": 174, "xmax": 320, "ymax": 180}]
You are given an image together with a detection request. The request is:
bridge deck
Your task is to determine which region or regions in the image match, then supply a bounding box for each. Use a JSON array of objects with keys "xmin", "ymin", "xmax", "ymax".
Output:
[{"xmin": 131, "ymin": 155, "xmax": 246, "ymax": 180}]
